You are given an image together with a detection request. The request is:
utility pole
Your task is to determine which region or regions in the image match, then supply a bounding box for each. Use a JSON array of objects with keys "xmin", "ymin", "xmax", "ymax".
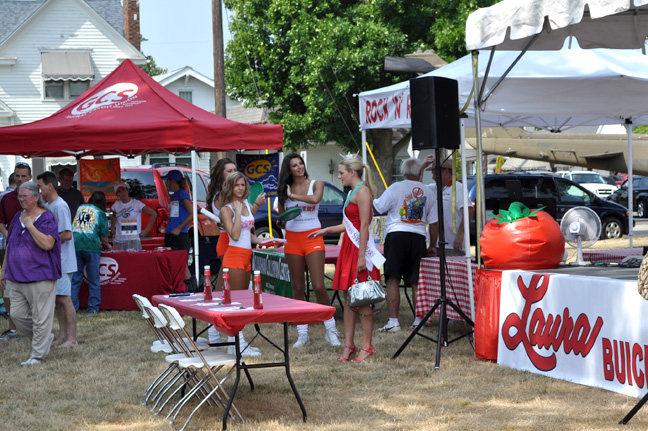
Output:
[{"xmin": 213, "ymin": 0, "xmax": 227, "ymax": 165}]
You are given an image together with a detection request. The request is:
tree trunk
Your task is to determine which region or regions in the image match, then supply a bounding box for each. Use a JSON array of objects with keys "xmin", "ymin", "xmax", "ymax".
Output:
[{"xmin": 367, "ymin": 129, "xmax": 394, "ymax": 196}]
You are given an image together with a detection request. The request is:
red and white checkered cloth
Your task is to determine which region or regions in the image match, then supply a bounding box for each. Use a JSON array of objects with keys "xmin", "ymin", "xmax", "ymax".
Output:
[
  {"xmin": 582, "ymin": 248, "xmax": 642, "ymax": 264},
  {"xmin": 416, "ymin": 256, "xmax": 476, "ymax": 321}
]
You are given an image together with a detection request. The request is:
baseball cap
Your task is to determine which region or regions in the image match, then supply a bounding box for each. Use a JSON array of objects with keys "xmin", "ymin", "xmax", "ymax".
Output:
[
  {"xmin": 114, "ymin": 182, "xmax": 128, "ymax": 193},
  {"xmin": 161, "ymin": 169, "xmax": 183, "ymax": 181}
]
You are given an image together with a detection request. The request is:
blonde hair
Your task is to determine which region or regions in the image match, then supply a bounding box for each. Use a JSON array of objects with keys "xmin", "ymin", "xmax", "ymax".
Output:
[
  {"xmin": 339, "ymin": 157, "xmax": 375, "ymax": 196},
  {"xmin": 220, "ymin": 172, "xmax": 250, "ymax": 204}
]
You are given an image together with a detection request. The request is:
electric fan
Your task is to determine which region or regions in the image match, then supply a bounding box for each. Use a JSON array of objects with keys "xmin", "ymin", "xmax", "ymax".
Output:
[{"xmin": 560, "ymin": 207, "xmax": 602, "ymax": 266}]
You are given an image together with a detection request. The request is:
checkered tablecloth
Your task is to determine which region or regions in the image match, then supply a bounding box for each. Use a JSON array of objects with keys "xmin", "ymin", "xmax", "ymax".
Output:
[
  {"xmin": 416, "ymin": 256, "xmax": 477, "ymax": 320},
  {"xmin": 582, "ymin": 248, "xmax": 643, "ymax": 264}
]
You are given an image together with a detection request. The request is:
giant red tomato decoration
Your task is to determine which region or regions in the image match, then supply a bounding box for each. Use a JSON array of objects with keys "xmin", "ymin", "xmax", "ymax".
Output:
[{"xmin": 480, "ymin": 202, "xmax": 565, "ymax": 270}]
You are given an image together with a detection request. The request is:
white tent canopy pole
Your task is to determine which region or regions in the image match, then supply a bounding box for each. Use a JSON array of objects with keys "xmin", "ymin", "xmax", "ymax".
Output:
[{"xmin": 191, "ymin": 149, "xmax": 200, "ymax": 286}]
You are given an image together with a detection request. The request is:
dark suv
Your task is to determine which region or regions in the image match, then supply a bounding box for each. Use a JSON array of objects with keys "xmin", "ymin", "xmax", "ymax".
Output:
[
  {"xmin": 253, "ymin": 182, "xmax": 347, "ymax": 244},
  {"xmin": 469, "ymin": 174, "xmax": 631, "ymax": 240},
  {"xmin": 607, "ymin": 176, "xmax": 648, "ymax": 217}
]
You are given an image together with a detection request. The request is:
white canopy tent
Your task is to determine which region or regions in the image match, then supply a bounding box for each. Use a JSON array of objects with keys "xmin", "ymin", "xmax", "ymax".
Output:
[{"xmin": 465, "ymin": 0, "xmax": 648, "ymax": 248}]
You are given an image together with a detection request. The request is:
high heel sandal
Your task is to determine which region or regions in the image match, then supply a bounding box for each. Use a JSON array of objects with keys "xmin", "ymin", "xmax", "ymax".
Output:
[
  {"xmin": 337, "ymin": 345, "xmax": 357, "ymax": 362},
  {"xmin": 352, "ymin": 345, "xmax": 376, "ymax": 363}
]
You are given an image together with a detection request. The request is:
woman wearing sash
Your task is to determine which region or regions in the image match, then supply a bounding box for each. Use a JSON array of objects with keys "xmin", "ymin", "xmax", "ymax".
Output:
[
  {"xmin": 277, "ymin": 153, "xmax": 340, "ymax": 348},
  {"xmin": 309, "ymin": 158, "xmax": 383, "ymax": 363},
  {"xmin": 219, "ymin": 172, "xmax": 262, "ymax": 357}
]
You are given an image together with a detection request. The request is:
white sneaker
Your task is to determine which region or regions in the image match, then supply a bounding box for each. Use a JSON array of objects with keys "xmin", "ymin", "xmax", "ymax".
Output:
[
  {"xmin": 21, "ymin": 357, "xmax": 42, "ymax": 366},
  {"xmin": 227, "ymin": 345, "xmax": 262, "ymax": 357},
  {"xmin": 324, "ymin": 329, "xmax": 341, "ymax": 346},
  {"xmin": 378, "ymin": 323, "xmax": 401, "ymax": 333},
  {"xmin": 293, "ymin": 334, "xmax": 310, "ymax": 348}
]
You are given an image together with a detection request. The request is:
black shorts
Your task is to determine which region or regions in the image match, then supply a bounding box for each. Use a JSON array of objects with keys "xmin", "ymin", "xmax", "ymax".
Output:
[
  {"xmin": 383, "ymin": 231, "xmax": 426, "ymax": 286},
  {"xmin": 165, "ymin": 232, "xmax": 191, "ymax": 251}
]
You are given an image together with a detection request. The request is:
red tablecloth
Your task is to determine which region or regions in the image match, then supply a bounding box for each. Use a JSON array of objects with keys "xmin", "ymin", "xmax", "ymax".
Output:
[
  {"xmin": 416, "ymin": 256, "xmax": 476, "ymax": 320},
  {"xmin": 583, "ymin": 247, "xmax": 642, "ymax": 264},
  {"xmin": 79, "ymin": 249, "xmax": 186, "ymax": 311},
  {"xmin": 152, "ymin": 290, "xmax": 336, "ymax": 337}
]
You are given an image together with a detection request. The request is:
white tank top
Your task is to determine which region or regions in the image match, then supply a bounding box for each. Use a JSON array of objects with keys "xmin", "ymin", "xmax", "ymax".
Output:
[
  {"xmin": 212, "ymin": 199, "xmax": 226, "ymax": 233},
  {"xmin": 225, "ymin": 201, "xmax": 255, "ymax": 249},
  {"xmin": 284, "ymin": 180, "xmax": 321, "ymax": 232}
]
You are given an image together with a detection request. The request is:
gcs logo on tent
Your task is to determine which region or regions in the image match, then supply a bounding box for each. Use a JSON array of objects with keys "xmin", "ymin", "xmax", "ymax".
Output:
[
  {"xmin": 71, "ymin": 83, "xmax": 138, "ymax": 116},
  {"xmin": 244, "ymin": 159, "xmax": 272, "ymax": 179}
]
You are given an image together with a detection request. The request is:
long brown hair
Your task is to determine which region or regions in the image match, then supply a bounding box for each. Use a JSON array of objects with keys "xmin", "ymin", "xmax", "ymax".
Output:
[
  {"xmin": 277, "ymin": 153, "xmax": 309, "ymax": 207},
  {"xmin": 219, "ymin": 172, "xmax": 250, "ymax": 205},
  {"xmin": 206, "ymin": 157, "xmax": 235, "ymax": 207}
]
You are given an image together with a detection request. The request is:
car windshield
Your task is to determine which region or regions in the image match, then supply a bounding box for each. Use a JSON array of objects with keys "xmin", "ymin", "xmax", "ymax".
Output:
[{"xmin": 572, "ymin": 173, "xmax": 605, "ymax": 184}]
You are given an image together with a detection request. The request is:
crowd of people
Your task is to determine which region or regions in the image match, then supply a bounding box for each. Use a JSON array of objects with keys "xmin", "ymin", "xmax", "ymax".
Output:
[
  {"xmin": 203, "ymin": 153, "xmax": 470, "ymax": 363},
  {"xmin": 0, "ymin": 164, "xmax": 156, "ymax": 365},
  {"xmin": 0, "ymin": 151, "xmax": 470, "ymax": 365}
]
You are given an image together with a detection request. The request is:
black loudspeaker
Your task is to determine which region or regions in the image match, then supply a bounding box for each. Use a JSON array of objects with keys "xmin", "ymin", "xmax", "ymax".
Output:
[{"xmin": 410, "ymin": 76, "xmax": 460, "ymax": 150}]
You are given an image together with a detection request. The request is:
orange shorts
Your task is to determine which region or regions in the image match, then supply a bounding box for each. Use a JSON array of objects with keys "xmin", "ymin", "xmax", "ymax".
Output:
[
  {"xmin": 284, "ymin": 229, "xmax": 325, "ymax": 257},
  {"xmin": 222, "ymin": 246, "xmax": 252, "ymax": 271},
  {"xmin": 217, "ymin": 231, "xmax": 229, "ymax": 258}
]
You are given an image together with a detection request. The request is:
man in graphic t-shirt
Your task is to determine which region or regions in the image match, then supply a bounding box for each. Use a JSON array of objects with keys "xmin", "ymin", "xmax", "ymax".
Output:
[
  {"xmin": 373, "ymin": 158, "xmax": 438, "ymax": 333},
  {"xmin": 110, "ymin": 182, "xmax": 157, "ymax": 240}
]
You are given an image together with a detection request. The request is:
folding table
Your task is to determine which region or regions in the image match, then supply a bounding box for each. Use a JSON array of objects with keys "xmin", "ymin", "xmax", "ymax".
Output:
[{"xmin": 152, "ymin": 290, "xmax": 335, "ymax": 430}]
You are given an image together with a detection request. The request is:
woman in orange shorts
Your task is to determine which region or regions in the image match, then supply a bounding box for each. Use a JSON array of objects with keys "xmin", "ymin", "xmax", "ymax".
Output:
[
  {"xmin": 277, "ymin": 153, "xmax": 340, "ymax": 348},
  {"xmin": 220, "ymin": 172, "xmax": 262, "ymax": 356}
]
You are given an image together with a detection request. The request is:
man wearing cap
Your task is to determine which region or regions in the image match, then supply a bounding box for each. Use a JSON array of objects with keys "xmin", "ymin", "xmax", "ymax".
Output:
[
  {"xmin": 373, "ymin": 158, "xmax": 439, "ymax": 333},
  {"xmin": 161, "ymin": 169, "xmax": 194, "ymax": 287},
  {"xmin": 421, "ymin": 155, "xmax": 475, "ymax": 256},
  {"xmin": 0, "ymin": 162, "xmax": 32, "ymax": 343},
  {"xmin": 111, "ymin": 182, "xmax": 157, "ymax": 240},
  {"xmin": 57, "ymin": 168, "xmax": 85, "ymax": 222}
]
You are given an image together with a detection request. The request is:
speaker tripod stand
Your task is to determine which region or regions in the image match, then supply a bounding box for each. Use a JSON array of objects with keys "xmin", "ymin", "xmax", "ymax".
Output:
[{"xmin": 392, "ymin": 149, "xmax": 474, "ymax": 368}]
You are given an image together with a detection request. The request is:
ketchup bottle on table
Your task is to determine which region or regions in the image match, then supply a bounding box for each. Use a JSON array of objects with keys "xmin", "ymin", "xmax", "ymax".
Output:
[
  {"xmin": 253, "ymin": 270, "xmax": 263, "ymax": 309},
  {"xmin": 204, "ymin": 265, "xmax": 213, "ymax": 300},
  {"xmin": 222, "ymin": 268, "xmax": 232, "ymax": 304}
]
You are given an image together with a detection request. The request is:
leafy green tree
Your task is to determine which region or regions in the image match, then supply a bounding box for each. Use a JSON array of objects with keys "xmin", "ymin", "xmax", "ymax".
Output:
[
  {"xmin": 139, "ymin": 37, "xmax": 167, "ymax": 77},
  {"xmin": 224, "ymin": 0, "xmax": 496, "ymax": 192}
]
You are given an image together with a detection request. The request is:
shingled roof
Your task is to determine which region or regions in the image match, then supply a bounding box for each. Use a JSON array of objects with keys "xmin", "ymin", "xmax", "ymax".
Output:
[{"xmin": 0, "ymin": 0, "xmax": 124, "ymax": 46}]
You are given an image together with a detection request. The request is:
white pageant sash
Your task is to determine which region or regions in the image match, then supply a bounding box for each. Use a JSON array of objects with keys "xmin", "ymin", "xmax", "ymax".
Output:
[{"xmin": 343, "ymin": 211, "xmax": 385, "ymax": 271}]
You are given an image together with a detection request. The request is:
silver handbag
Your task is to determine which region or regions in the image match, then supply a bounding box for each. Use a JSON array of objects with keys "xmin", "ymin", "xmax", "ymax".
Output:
[{"xmin": 348, "ymin": 272, "xmax": 386, "ymax": 308}]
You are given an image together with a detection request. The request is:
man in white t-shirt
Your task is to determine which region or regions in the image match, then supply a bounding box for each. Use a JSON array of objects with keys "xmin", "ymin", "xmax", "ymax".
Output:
[
  {"xmin": 110, "ymin": 182, "xmax": 157, "ymax": 239},
  {"xmin": 373, "ymin": 158, "xmax": 438, "ymax": 333},
  {"xmin": 422, "ymin": 156, "xmax": 475, "ymax": 256},
  {"xmin": 37, "ymin": 171, "xmax": 78, "ymax": 347}
]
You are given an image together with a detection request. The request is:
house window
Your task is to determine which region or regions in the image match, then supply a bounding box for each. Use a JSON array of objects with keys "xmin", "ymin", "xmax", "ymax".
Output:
[
  {"xmin": 392, "ymin": 158, "xmax": 403, "ymax": 182},
  {"xmin": 44, "ymin": 80, "xmax": 90, "ymax": 100},
  {"xmin": 41, "ymin": 52, "xmax": 93, "ymax": 100},
  {"xmin": 179, "ymin": 91, "xmax": 193, "ymax": 103}
]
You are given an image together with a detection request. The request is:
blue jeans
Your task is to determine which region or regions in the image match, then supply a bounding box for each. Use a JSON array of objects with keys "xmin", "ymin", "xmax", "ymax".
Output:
[{"xmin": 71, "ymin": 251, "xmax": 101, "ymax": 312}]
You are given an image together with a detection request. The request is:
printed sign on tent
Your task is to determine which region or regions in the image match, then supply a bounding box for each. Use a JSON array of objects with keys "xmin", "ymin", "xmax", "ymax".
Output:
[
  {"xmin": 79, "ymin": 159, "xmax": 121, "ymax": 203},
  {"xmin": 236, "ymin": 153, "xmax": 279, "ymax": 196}
]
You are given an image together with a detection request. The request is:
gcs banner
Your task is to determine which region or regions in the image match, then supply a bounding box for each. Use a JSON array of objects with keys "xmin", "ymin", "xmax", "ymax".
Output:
[{"xmin": 236, "ymin": 153, "xmax": 279, "ymax": 196}]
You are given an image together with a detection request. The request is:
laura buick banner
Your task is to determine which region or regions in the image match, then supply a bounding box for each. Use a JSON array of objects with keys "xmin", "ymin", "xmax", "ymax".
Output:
[{"xmin": 498, "ymin": 271, "xmax": 648, "ymax": 397}]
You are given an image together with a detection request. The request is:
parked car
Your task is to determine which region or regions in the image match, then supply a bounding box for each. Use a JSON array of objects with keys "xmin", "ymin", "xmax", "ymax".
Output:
[
  {"xmin": 555, "ymin": 170, "xmax": 618, "ymax": 199},
  {"xmin": 611, "ymin": 173, "xmax": 628, "ymax": 185},
  {"xmin": 253, "ymin": 182, "xmax": 346, "ymax": 244},
  {"xmin": 469, "ymin": 174, "xmax": 631, "ymax": 240},
  {"xmin": 607, "ymin": 176, "xmax": 648, "ymax": 217}
]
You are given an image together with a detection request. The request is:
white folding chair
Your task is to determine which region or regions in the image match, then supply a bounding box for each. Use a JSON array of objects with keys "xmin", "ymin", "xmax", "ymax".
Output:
[{"xmin": 158, "ymin": 303, "xmax": 244, "ymax": 430}]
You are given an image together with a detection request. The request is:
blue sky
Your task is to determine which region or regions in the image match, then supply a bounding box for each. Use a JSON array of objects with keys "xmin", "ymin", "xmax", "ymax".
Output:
[{"xmin": 139, "ymin": 0, "xmax": 232, "ymax": 78}]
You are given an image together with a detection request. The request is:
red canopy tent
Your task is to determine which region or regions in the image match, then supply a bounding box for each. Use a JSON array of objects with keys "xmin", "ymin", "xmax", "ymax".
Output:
[
  {"xmin": 0, "ymin": 59, "xmax": 283, "ymax": 157},
  {"xmin": 0, "ymin": 59, "xmax": 283, "ymax": 282}
]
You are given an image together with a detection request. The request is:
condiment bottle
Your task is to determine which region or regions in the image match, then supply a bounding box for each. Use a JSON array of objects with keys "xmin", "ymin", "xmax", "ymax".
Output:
[
  {"xmin": 253, "ymin": 270, "xmax": 263, "ymax": 309},
  {"xmin": 204, "ymin": 265, "xmax": 213, "ymax": 300},
  {"xmin": 222, "ymin": 268, "xmax": 231, "ymax": 304}
]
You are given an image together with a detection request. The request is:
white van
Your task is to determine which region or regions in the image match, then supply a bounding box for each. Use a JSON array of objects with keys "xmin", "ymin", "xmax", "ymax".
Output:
[{"xmin": 556, "ymin": 171, "xmax": 618, "ymax": 199}]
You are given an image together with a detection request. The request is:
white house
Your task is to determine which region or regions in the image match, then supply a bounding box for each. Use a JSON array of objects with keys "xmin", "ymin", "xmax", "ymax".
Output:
[{"xmin": 0, "ymin": 0, "xmax": 146, "ymax": 185}]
